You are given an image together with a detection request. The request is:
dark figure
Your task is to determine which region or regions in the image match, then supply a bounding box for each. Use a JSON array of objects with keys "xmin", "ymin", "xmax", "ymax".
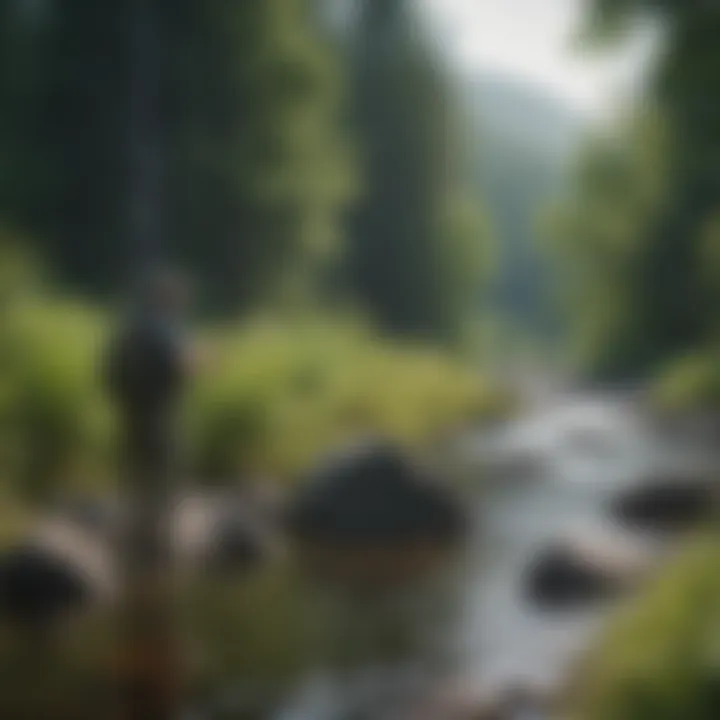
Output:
[
  {"xmin": 104, "ymin": 268, "xmax": 192, "ymax": 720},
  {"xmin": 105, "ymin": 269, "xmax": 191, "ymax": 417}
]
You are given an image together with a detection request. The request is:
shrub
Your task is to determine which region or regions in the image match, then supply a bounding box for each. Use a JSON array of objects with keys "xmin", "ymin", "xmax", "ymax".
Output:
[
  {"xmin": 188, "ymin": 320, "xmax": 515, "ymax": 482},
  {"xmin": 0, "ymin": 304, "xmax": 514, "ymax": 493},
  {"xmin": 564, "ymin": 535, "xmax": 720, "ymax": 720},
  {"xmin": 0, "ymin": 300, "xmax": 112, "ymax": 503},
  {"xmin": 650, "ymin": 351, "xmax": 720, "ymax": 414}
]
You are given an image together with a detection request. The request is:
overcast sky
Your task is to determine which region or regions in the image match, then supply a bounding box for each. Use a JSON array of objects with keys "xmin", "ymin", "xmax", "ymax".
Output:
[{"xmin": 419, "ymin": 0, "xmax": 661, "ymax": 118}]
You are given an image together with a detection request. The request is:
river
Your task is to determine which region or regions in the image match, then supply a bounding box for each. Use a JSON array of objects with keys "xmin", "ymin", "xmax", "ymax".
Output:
[{"xmin": 230, "ymin": 394, "xmax": 715, "ymax": 720}]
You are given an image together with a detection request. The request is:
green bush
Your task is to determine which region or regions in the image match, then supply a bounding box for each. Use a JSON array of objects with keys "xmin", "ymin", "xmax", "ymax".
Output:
[
  {"xmin": 651, "ymin": 350, "xmax": 720, "ymax": 413},
  {"xmin": 565, "ymin": 535, "xmax": 720, "ymax": 720},
  {"xmin": 651, "ymin": 351, "xmax": 720, "ymax": 412},
  {"xmin": 0, "ymin": 300, "xmax": 112, "ymax": 503},
  {"xmin": 0, "ymin": 303, "xmax": 515, "ymax": 495},
  {"xmin": 650, "ymin": 351, "xmax": 720, "ymax": 414},
  {"xmin": 188, "ymin": 320, "xmax": 515, "ymax": 482}
]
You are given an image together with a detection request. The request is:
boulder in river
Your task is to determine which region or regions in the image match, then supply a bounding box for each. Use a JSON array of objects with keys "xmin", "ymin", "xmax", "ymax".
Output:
[
  {"xmin": 172, "ymin": 491, "xmax": 278, "ymax": 575},
  {"xmin": 0, "ymin": 547, "xmax": 90, "ymax": 627},
  {"xmin": 523, "ymin": 532, "xmax": 653, "ymax": 611},
  {"xmin": 286, "ymin": 440, "xmax": 469, "ymax": 586},
  {"xmin": 0, "ymin": 520, "xmax": 115, "ymax": 628},
  {"xmin": 205, "ymin": 509, "xmax": 276, "ymax": 575},
  {"xmin": 608, "ymin": 474, "xmax": 718, "ymax": 534}
]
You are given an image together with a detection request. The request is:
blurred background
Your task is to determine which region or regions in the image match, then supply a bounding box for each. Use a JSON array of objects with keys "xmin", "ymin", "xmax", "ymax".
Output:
[{"xmin": 0, "ymin": 1, "xmax": 718, "ymax": 718}]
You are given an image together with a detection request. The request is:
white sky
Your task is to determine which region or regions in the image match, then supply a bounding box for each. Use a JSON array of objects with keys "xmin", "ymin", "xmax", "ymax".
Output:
[{"xmin": 419, "ymin": 0, "xmax": 661, "ymax": 118}]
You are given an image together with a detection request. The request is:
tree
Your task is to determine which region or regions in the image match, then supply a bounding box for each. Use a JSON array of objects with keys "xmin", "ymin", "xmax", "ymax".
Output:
[
  {"xmin": 0, "ymin": 0, "xmax": 351, "ymax": 314},
  {"xmin": 562, "ymin": 0, "xmax": 720, "ymax": 376},
  {"xmin": 544, "ymin": 109, "xmax": 673, "ymax": 378},
  {"xmin": 166, "ymin": 0, "xmax": 352, "ymax": 313},
  {"xmin": 464, "ymin": 73, "xmax": 584, "ymax": 350},
  {"xmin": 345, "ymin": 0, "xmax": 489, "ymax": 344}
]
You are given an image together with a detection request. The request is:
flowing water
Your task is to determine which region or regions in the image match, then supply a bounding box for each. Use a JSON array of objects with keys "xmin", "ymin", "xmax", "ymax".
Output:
[{"xmin": 225, "ymin": 394, "xmax": 715, "ymax": 720}]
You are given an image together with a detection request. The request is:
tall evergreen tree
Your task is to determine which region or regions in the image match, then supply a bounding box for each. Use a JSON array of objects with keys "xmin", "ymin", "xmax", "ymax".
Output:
[
  {"xmin": 561, "ymin": 0, "xmax": 720, "ymax": 376},
  {"xmin": 167, "ymin": 0, "xmax": 351, "ymax": 312},
  {"xmin": 346, "ymin": 0, "xmax": 487, "ymax": 343}
]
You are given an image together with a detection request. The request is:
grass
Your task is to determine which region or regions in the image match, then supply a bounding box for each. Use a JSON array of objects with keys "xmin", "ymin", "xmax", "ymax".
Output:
[
  {"xmin": 189, "ymin": 318, "xmax": 516, "ymax": 483},
  {"xmin": 563, "ymin": 534, "xmax": 720, "ymax": 720},
  {"xmin": 650, "ymin": 351, "xmax": 720, "ymax": 415},
  {"xmin": 0, "ymin": 296, "xmax": 516, "ymax": 496}
]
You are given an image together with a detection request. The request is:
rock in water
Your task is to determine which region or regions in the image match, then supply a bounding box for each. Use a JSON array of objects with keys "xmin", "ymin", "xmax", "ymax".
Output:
[
  {"xmin": 206, "ymin": 510, "xmax": 272, "ymax": 575},
  {"xmin": 286, "ymin": 440, "xmax": 468, "ymax": 586},
  {"xmin": 172, "ymin": 491, "xmax": 280, "ymax": 577},
  {"xmin": 0, "ymin": 546, "xmax": 93, "ymax": 627},
  {"xmin": 609, "ymin": 475, "xmax": 718, "ymax": 534},
  {"xmin": 0, "ymin": 521, "xmax": 115, "ymax": 627},
  {"xmin": 523, "ymin": 533, "xmax": 651, "ymax": 611}
]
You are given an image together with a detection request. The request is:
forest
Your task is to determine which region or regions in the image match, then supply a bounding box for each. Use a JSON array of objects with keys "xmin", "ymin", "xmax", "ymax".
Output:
[{"xmin": 0, "ymin": 1, "xmax": 718, "ymax": 719}]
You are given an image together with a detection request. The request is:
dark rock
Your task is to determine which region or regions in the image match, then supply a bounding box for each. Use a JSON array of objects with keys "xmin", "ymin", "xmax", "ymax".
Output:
[
  {"xmin": 0, "ymin": 545, "xmax": 94, "ymax": 627},
  {"xmin": 172, "ymin": 492, "xmax": 276, "ymax": 575},
  {"xmin": 523, "ymin": 536, "xmax": 647, "ymax": 611},
  {"xmin": 205, "ymin": 511, "xmax": 271, "ymax": 574},
  {"xmin": 286, "ymin": 440, "xmax": 468, "ymax": 548},
  {"xmin": 609, "ymin": 476, "xmax": 718, "ymax": 534}
]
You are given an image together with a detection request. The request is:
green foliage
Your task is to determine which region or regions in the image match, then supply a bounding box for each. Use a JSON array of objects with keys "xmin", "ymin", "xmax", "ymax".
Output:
[
  {"xmin": 168, "ymin": 0, "xmax": 354, "ymax": 313},
  {"xmin": 186, "ymin": 562, "xmax": 316, "ymax": 699},
  {"xmin": 566, "ymin": 535, "xmax": 720, "ymax": 720},
  {"xmin": 345, "ymin": 0, "xmax": 491, "ymax": 344},
  {"xmin": 543, "ymin": 108, "xmax": 675, "ymax": 379},
  {"xmin": 0, "ymin": 0, "xmax": 489, "ymax": 337},
  {"xmin": 0, "ymin": 299, "xmax": 112, "ymax": 503},
  {"xmin": 698, "ymin": 213, "xmax": 720, "ymax": 336},
  {"xmin": 189, "ymin": 319, "xmax": 512, "ymax": 482},
  {"xmin": 0, "ymin": 228, "xmax": 44, "ymax": 307},
  {"xmin": 650, "ymin": 351, "xmax": 720, "ymax": 412},
  {"xmin": 0, "ymin": 293, "xmax": 512, "ymax": 494},
  {"xmin": 466, "ymin": 73, "xmax": 582, "ymax": 346},
  {"xmin": 0, "ymin": 0, "xmax": 351, "ymax": 313},
  {"xmin": 562, "ymin": 0, "xmax": 720, "ymax": 378}
]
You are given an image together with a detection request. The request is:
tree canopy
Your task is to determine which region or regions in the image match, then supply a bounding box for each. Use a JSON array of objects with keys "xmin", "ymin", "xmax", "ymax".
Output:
[{"xmin": 0, "ymin": 0, "xmax": 352, "ymax": 315}]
